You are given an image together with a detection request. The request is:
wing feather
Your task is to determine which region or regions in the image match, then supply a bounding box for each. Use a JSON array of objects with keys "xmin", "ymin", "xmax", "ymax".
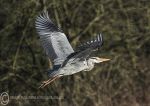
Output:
[
  {"xmin": 61, "ymin": 34, "xmax": 103, "ymax": 66},
  {"xmin": 35, "ymin": 11, "xmax": 74, "ymax": 65},
  {"xmin": 77, "ymin": 33, "xmax": 103, "ymax": 51}
]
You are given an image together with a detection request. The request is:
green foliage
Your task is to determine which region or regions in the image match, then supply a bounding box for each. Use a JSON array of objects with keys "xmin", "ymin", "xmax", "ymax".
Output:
[{"xmin": 0, "ymin": 0, "xmax": 150, "ymax": 106}]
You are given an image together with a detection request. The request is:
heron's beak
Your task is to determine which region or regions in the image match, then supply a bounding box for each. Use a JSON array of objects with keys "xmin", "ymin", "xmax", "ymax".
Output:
[{"xmin": 98, "ymin": 58, "xmax": 110, "ymax": 62}]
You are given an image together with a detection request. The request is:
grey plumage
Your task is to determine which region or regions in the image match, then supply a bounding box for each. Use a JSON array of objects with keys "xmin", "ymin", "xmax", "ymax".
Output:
[{"xmin": 35, "ymin": 11, "xmax": 74, "ymax": 65}]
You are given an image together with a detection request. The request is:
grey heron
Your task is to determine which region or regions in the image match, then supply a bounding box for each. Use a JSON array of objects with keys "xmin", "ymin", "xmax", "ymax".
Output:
[{"xmin": 35, "ymin": 10, "xmax": 110, "ymax": 88}]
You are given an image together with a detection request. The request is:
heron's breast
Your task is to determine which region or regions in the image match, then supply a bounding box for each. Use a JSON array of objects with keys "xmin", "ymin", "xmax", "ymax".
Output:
[{"xmin": 59, "ymin": 61, "xmax": 88, "ymax": 75}]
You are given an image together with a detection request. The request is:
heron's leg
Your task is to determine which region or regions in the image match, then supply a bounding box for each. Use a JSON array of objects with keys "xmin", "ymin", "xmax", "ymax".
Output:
[
  {"xmin": 41, "ymin": 77, "xmax": 54, "ymax": 84},
  {"xmin": 39, "ymin": 75, "xmax": 60, "ymax": 88},
  {"xmin": 39, "ymin": 77, "xmax": 56, "ymax": 88}
]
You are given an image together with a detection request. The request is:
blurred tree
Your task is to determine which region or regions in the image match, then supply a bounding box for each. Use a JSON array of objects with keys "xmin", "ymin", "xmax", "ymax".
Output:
[{"xmin": 0, "ymin": 0, "xmax": 150, "ymax": 106}]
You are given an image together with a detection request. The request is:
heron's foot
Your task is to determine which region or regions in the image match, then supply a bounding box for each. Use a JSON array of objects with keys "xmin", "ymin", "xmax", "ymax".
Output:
[{"xmin": 38, "ymin": 76, "xmax": 60, "ymax": 89}]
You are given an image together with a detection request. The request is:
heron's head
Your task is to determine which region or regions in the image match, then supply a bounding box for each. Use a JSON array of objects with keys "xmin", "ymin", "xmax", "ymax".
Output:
[{"xmin": 89, "ymin": 57, "xmax": 110, "ymax": 63}]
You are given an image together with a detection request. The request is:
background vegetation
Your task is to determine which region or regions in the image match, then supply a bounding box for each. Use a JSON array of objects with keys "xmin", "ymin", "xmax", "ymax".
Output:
[{"xmin": 0, "ymin": 0, "xmax": 150, "ymax": 106}]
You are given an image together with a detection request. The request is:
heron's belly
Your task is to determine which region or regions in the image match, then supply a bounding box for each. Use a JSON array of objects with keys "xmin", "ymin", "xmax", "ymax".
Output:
[{"xmin": 59, "ymin": 61, "xmax": 90, "ymax": 76}]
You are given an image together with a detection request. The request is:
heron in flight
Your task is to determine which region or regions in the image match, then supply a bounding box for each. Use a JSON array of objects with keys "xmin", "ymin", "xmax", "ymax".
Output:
[{"xmin": 35, "ymin": 10, "xmax": 110, "ymax": 88}]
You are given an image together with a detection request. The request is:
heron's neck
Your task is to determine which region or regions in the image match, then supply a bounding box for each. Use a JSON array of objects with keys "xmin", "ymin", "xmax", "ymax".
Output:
[{"xmin": 87, "ymin": 59, "xmax": 95, "ymax": 70}]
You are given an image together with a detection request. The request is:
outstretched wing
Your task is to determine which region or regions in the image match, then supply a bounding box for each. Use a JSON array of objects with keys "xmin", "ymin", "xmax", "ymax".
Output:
[
  {"xmin": 35, "ymin": 11, "xmax": 74, "ymax": 65},
  {"xmin": 74, "ymin": 34, "xmax": 103, "ymax": 60},
  {"xmin": 62, "ymin": 34, "xmax": 103, "ymax": 66}
]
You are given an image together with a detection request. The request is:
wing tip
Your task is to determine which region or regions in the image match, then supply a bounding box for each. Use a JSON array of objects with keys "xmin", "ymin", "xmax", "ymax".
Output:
[{"xmin": 35, "ymin": 10, "xmax": 62, "ymax": 33}]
